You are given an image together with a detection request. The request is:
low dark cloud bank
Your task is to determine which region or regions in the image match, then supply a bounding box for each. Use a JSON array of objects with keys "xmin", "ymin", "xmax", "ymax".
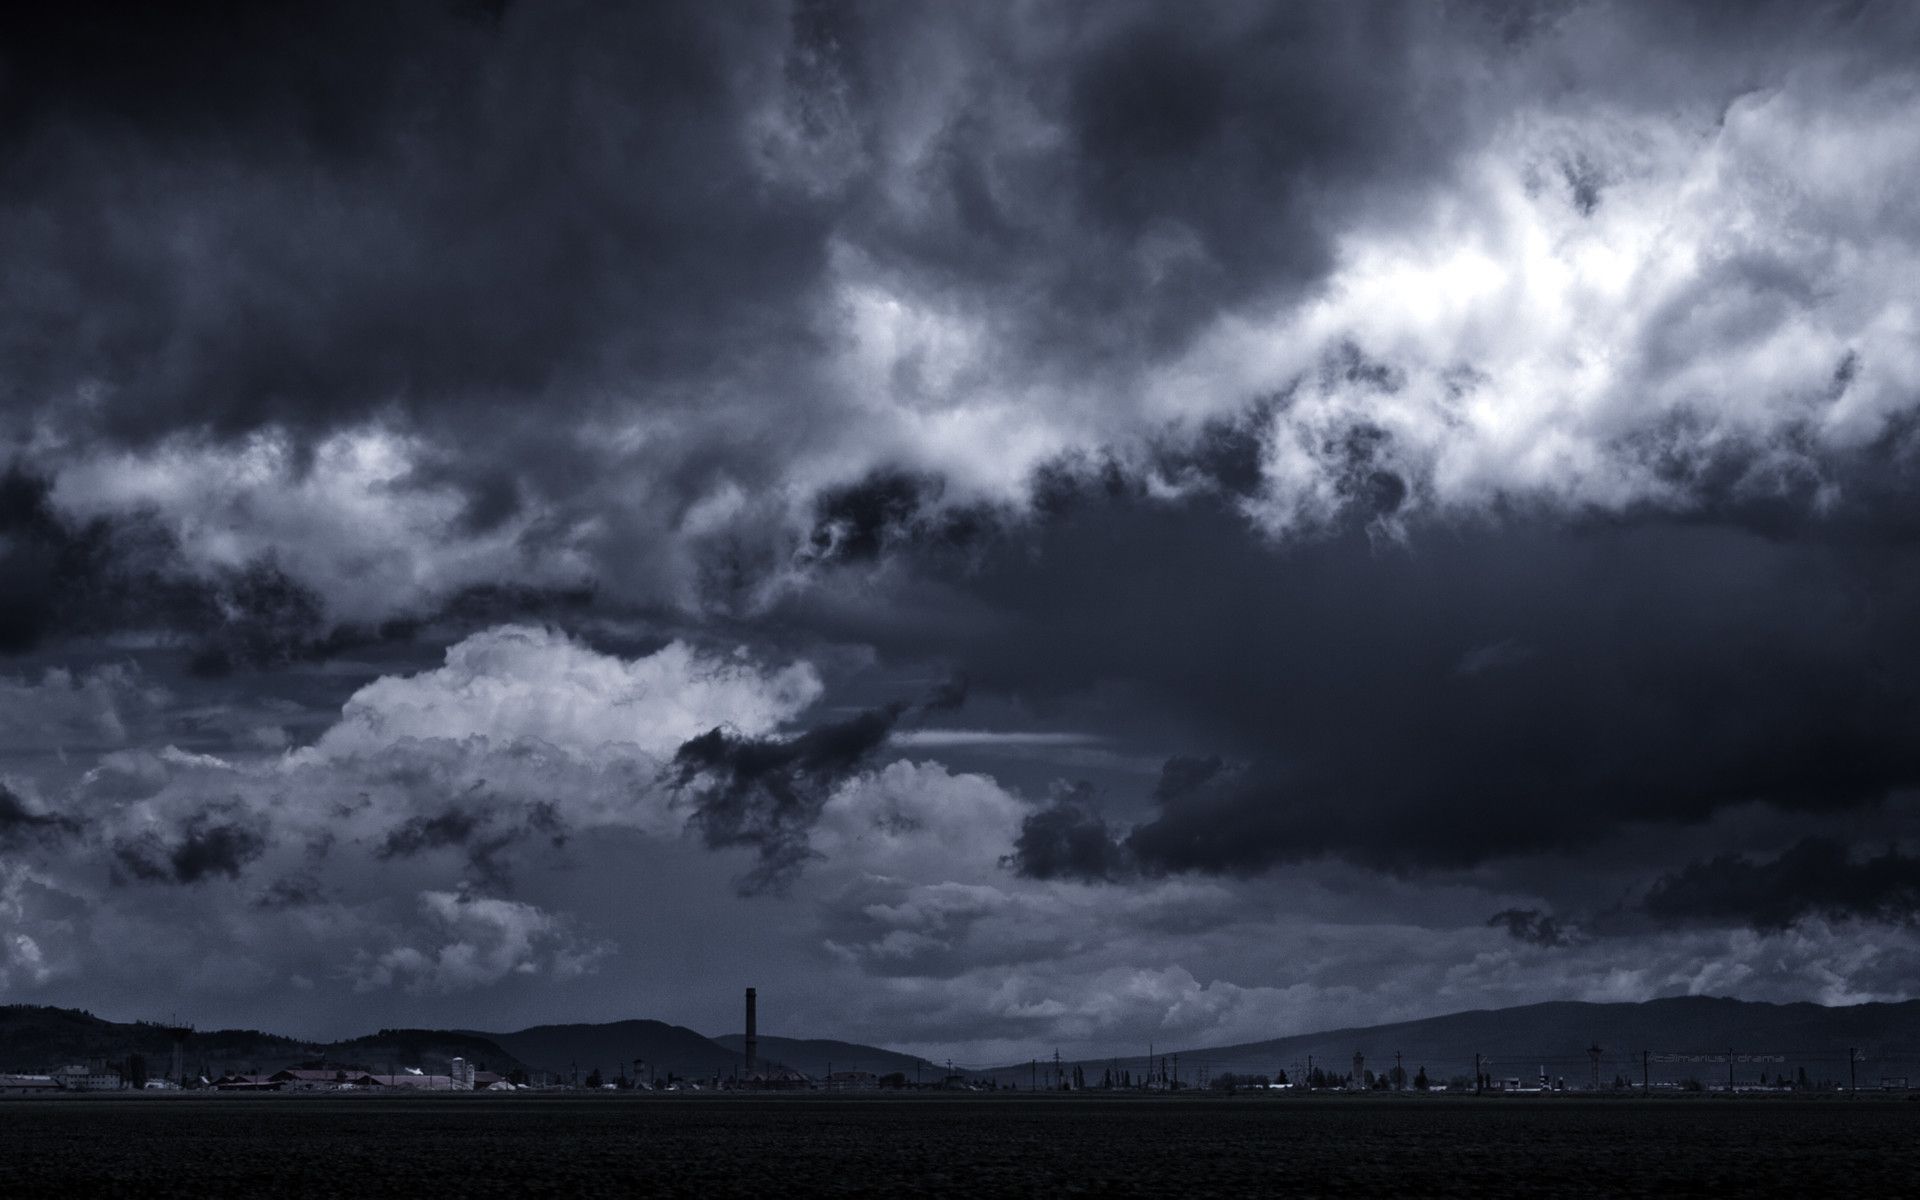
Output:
[
  {"xmin": 1643, "ymin": 838, "xmax": 1920, "ymax": 931},
  {"xmin": 858, "ymin": 446, "xmax": 1920, "ymax": 884},
  {"xmin": 1487, "ymin": 908, "xmax": 1581, "ymax": 949}
]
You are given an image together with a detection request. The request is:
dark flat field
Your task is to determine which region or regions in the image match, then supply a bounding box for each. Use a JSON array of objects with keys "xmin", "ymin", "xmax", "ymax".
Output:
[{"xmin": 3, "ymin": 1094, "xmax": 1914, "ymax": 1197}]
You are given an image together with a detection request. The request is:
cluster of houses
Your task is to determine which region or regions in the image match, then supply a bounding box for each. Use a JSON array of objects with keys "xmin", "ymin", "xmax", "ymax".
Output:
[
  {"xmin": 210, "ymin": 1061, "xmax": 513, "ymax": 1092},
  {"xmin": 0, "ymin": 1058, "xmax": 516, "ymax": 1094},
  {"xmin": 1, "ymin": 1064, "xmax": 174, "ymax": 1094}
]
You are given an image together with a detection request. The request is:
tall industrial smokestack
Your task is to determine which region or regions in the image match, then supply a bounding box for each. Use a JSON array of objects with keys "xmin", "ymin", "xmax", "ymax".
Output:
[{"xmin": 744, "ymin": 987, "xmax": 758, "ymax": 1075}]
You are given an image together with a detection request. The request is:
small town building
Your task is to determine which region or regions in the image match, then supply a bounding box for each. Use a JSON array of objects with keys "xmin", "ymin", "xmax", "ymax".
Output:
[
  {"xmin": 267, "ymin": 1069, "xmax": 349, "ymax": 1090},
  {"xmin": 52, "ymin": 1064, "xmax": 124, "ymax": 1091},
  {"xmin": 348, "ymin": 1073, "xmax": 463, "ymax": 1089}
]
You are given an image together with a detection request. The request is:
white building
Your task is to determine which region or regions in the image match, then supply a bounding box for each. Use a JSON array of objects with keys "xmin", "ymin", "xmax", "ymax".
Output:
[{"xmin": 52, "ymin": 1064, "xmax": 124, "ymax": 1091}]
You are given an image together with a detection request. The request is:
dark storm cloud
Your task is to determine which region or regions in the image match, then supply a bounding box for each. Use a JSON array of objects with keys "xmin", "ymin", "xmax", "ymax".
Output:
[
  {"xmin": 669, "ymin": 702, "xmax": 906, "ymax": 893},
  {"xmin": 787, "ymin": 419, "xmax": 1920, "ymax": 879},
  {"xmin": 4, "ymin": 0, "xmax": 1906, "ymax": 634},
  {"xmin": 1642, "ymin": 838, "xmax": 1920, "ymax": 931},
  {"xmin": 0, "ymin": 1, "xmax": 831, "ymax": 447},
  {"xmin": 805, "ymin": 472, "xmax": 997, "ymax": 566},
  {"xmin": 375, "ymin": 799, "xmax": 569, "ymax": 890},
  {"xmin": 0, "ymin": 463, "xmax": 352, "ymax": 668},
  {"xmin": 862, "ymin": 0, "xmax": 1472, "ymax": 362},
  {"xmin": 1006, "ymin": 782, "xmax": 1133, "ymax": 884},
  {"xmin": 0, "ymin": 0, "xmax": 1566, "ymax": 617},
  {"xmin": 1, "ymin": 461, "xmax": 611, "ymax": 674},
  {"xmin": 378, "ymin": 807, "xmax": 483, "ymax": 860},
  {"xmin": 1487, "ymin": 908, "xmax": 1580, "ymax": 949},
  {"xmin": 184, "ymin": 561, "xmax": 331, "ymax": 678},
  {"xmin": 112, "ymin": 804, "xmax": 267, "ymax": 885},
  {"xmin": 920, "ymin": 672, "xmax": 970, "ymax": 714},
  {"xmin": 0, "ymin": 782, "xmax": 81, "ymax": 843},
  {"xmin": 0, "ymin": 466, "xmax": 174, "ymax": 654},
  {"xmin": 253, "ymin": 873, "xmax": 327, "ymax": 911}
]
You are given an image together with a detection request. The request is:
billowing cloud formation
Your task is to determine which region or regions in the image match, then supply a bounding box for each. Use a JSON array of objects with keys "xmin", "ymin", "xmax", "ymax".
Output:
[
  {"xmin": 316, "ymin": 624, "xmax": 822, "ymax": 759},
  {"xmin": 8, "ymin": 1, "xmax": 1920, "ymax": 1059},
  {"xmin": 2, "ymin": 2, "xmax": 1915, "ymax": 627}
]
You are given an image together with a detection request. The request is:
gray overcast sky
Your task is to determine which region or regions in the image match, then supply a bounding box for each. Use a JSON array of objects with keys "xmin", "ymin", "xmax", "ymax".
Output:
[{"xmin": 7, "ymin": 0, "xmax": 1920, "ymax": 1064}]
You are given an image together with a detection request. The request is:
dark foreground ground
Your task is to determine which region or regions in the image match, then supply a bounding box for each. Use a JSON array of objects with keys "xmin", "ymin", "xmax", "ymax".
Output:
[{"xmin": 3, "ymin": 1094, "xmax": 1914, "ymax": 1197}]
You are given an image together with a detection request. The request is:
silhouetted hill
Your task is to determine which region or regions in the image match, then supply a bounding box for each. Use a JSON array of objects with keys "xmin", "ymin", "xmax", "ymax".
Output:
[
  {"xmin": 712, "ymin": 1034, "xmax": 938, "ymax": 1079},
  {"xmin": 0, "ymin": 1005, "xmax": 524, "ymax": 1078},
  {"xmin": 18, "ymin": 997, "xmax": 1919, "ymax": 1090},
  {"xmin": 471, "ymin": 1019, "xmax": 740, "ymax": 1082},
  {"xmin": 327, "ymin": 1028, "xmax": 525, "ymax": 1077},
  {"xmin": 1, "ymin": 1005, "xmax": 923, "ymax": 1084},
  {"xmin": 996, "ymin": 997, "xmax": 1920, "ymax": 1089},
  {"xmin": 0, "ymin": 1005, "xmax": 299, "ymax": 1076}
]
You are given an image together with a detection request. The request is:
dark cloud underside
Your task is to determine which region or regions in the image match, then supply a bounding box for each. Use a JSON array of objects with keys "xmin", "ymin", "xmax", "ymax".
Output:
[{"xmin": 834, "ymin": 470, "xmax": 1920, "ymax": 876}]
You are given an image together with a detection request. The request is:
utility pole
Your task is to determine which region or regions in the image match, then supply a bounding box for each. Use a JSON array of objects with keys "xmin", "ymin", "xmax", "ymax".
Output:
[
  {"xmin": 1642, "ymin": 1050, "xmax": 1649, "ymax": 1094},
  {"xmin": 1395, "ymin": 1051, "xmax": 1403, "ymax": 1091},
  {"xmin": 1727, "ymin": 1048, "xmax": 1734, "ymax": 1095},
  {"xmin": 1849, "ymin": 1048, "xmax": 1857, "ymax": 1096},
  {"xmin": 1172, "ymin": 1054, "xmax": 1179, "ymax": 1090},
  {"xmin": 1588, "ymin": 1043, "xmax": 1602, "ymax": 1092},
  {"xmin": 1030, "ymin": 1058, "xmax": 1036, "ymax": 1092},
  {"xmin": 1474, "ymin": 1053, "xmax": 1481, "ymax": 1095}
]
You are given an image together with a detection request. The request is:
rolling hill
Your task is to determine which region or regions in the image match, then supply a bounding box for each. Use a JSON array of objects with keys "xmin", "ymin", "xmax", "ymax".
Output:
[
  {"xmin": 712, "ymin": 1034, "xmax": 938, "ymax": 1079},
  {"xmin": 986, "ymin": 996, "xmax": 1920, "ymax": 1089},
  {"xmin": 0, "ymin": 1005, "xmax": 526, "ymax": 1079},
  {"xmin": 469, "ymin": 1019, "xmax": 740, "ymax": 1082},
  {"xmin": 12, "ymin": 996, "xmax": 1920, "ymax": 1089}
]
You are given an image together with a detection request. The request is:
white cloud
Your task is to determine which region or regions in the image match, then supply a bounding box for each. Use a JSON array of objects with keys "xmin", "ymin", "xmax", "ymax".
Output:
[
  {"xmin": 313, "ymin": 624, "xmax": 823, "ymax": 760},
  {"xmin": 811, "ymin": 760, "xmax": 1027, "ymax": 881},
  {"xmin": 1151, "ymin": 79, "xmax": 1920, "ymax": 535},
  {"xmin": 46, "ymin": 426, "xmax": 597, "ymax": 624}
]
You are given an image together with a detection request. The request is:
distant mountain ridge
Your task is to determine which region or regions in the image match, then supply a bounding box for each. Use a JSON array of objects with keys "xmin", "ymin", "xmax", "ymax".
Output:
[
  {"xmin": 0, "ymin": 1005, "xmax": 934, "ymax": 1082},
  {"xmin": 712, "ymin": 1034, "xmax": 937, "ymax": 1079},
  {"xmin": 465, "ymin": 1019, "xmax": 743, "ymax": 1082},
  {"xmin": 987, "ymin": 996, "xmax": 1920, "ymax": 1089},
  {"xmin": 10, "ymin": 996, "xmax": 1920, "ymax": 1087},
  {"xmin": 0, "ymin": 1005, "xmax": 527, "ymax": 1078}
]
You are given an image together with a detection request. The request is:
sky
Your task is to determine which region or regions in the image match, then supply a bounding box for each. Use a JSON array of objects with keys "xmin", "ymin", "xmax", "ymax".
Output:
[{"xmin": 5, "ymin": 0, "xmax": 1920, "ymax": 1066}]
